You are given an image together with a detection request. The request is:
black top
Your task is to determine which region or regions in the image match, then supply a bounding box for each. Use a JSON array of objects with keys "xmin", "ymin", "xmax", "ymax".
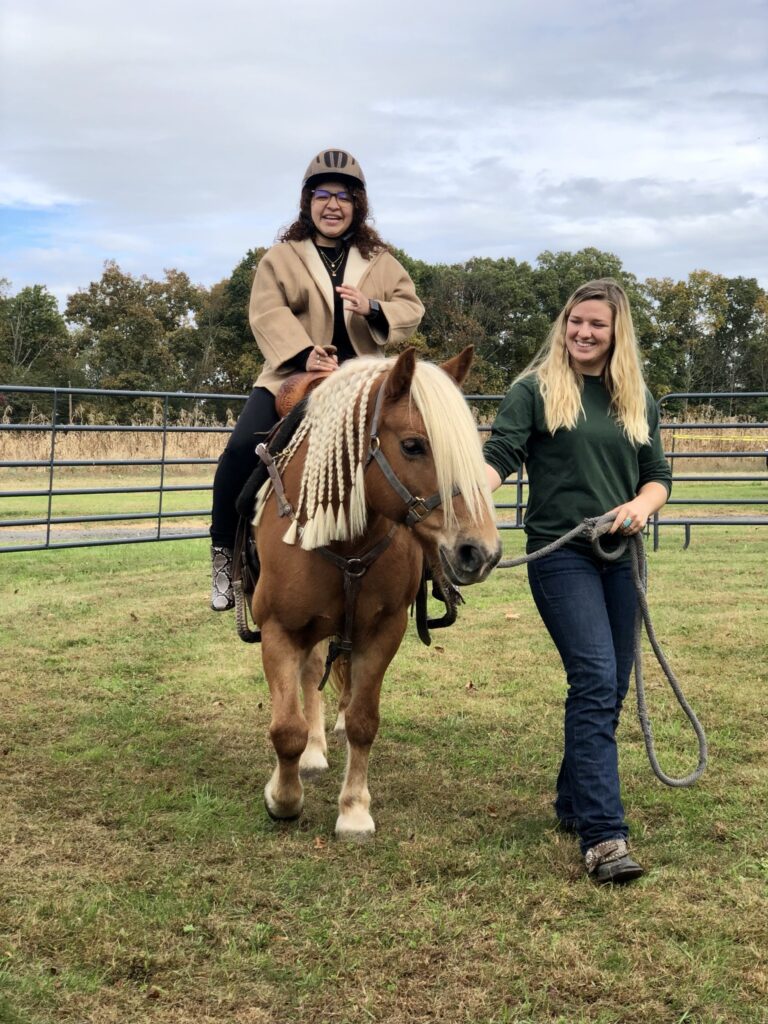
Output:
[{"xmin": 280, "ymin": 244, "xmax": 387, "ymax": 372}]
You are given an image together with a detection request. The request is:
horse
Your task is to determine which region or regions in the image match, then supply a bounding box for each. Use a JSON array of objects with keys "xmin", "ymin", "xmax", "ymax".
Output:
[{"xmin": 247, "ymin": 346, "xmax": 501, "ymax": 838}]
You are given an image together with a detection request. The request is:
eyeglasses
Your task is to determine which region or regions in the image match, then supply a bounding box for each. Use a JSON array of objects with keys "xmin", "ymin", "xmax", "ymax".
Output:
[{"xmin": 311, "ymin": 188, "xmax": 354, "ymax": 205}]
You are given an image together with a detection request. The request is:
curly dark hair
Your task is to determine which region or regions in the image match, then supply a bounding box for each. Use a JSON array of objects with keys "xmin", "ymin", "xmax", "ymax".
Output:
[{"xmin": 278, "ymin": 185, "xmax": 390, "ymax": 260}]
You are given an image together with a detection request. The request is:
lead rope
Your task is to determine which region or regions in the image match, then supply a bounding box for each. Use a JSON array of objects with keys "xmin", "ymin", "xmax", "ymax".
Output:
[{"xmin": 499, "ymin": 513, "xmax": 708, "ymax": 787}]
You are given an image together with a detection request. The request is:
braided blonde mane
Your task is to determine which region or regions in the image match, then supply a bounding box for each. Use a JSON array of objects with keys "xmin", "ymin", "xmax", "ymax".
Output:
[{"xmin": 259, "ymin": 355, "xmax": 494, "ymax": 550}]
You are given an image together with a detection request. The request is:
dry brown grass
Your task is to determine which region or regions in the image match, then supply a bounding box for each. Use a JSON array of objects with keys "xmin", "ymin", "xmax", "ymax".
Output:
[
  {"xmin": 2, "ymin": 420, "xmax": 766, "ymax": 469},
  {"xmin": 0, "ymin": 425, "xmax": 224, "ymax": 468},
  {"xmin": 661, "ymin": 423, "xmax": 768, "ymax": 475}
]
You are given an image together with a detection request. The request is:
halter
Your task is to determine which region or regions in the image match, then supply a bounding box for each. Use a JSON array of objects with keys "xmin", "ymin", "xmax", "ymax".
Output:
[{"xmin": 365, "ymin": 373, "xmax": 459, "ymax": 527}]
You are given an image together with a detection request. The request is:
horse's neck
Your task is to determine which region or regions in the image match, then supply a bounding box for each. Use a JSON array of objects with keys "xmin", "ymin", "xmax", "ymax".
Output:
[{"xmin": 327, "ymin": 506, "xmax": 394, "ymax": 555}]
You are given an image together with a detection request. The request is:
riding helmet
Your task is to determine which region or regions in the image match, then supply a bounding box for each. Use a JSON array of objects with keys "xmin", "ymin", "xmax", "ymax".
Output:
[{"xmin": 302, "ymin": 149, "xmax": 366, "ymax": 190}]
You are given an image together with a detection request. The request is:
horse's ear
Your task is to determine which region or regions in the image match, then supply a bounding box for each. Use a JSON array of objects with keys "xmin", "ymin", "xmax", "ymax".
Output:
[
  {"xmin": 385, "ymin": 347, "xmax": 417, "ymax": 402},
  {"xmin": 440, "ymin": 346, "xmax": 474, "ymax": 386}
]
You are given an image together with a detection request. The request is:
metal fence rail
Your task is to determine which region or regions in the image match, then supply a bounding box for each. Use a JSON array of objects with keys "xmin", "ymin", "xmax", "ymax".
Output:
[{"xmin": 1, "ymin": 384, "xmax": 767, "ymax": 553}]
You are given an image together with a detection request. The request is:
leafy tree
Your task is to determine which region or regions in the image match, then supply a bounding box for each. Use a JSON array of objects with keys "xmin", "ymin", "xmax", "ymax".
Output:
[
  {"xmin": 6, "ymin": 245, "xmax": 765, "ymax": 423},
  {"xmin": 0, "ymin": 280, "xmax": 74, "ymax": 386},
  {"xmin": 642, "ymin": 276, "xmax": 701, "ymax": 397},
  {"xmin": 532, "ymin": 248, "xmax": 633, "ymax": 322},
  {"xmin": 642, "ymin": 271, "xmax": 768, "ymax": 416},
  {"xmin": 393, "ymin": 253, "xmax": 543, "ymax": 390},
  {"xmin": 209, "ymin": 248, "xmax": 266, "ymax": 393},
  {"xmin": 65, "ymin": 262, "xmax": 200, "ymax": 418},
  {"xmin": 743, "ymin": 291, "xmax": 768, "ymax": 394}
]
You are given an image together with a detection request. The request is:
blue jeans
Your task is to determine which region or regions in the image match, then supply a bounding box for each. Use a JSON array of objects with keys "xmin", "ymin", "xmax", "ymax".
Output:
[{"xmin": 527, "ymin": 547, "xmax": 637, "ymax": 853}]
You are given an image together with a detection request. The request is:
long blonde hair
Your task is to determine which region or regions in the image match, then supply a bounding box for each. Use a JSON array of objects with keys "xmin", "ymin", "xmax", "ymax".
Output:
[{"xmin": 516, "ymin": 279, "xmax": 650, "ymax": 445}]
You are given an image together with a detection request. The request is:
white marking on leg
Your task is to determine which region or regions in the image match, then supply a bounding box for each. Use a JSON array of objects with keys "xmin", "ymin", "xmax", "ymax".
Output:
[
  {"xmin": 264, "ymin": 765, "xmax": 304, "ymax": 820},
  {"xmin": 335, "ymin": 742, "xmax": 375, "ymax": 838}
]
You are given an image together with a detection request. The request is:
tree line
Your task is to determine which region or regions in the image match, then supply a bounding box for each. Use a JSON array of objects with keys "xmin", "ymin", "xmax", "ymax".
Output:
[{"xmin": 2, "ymin": 246, "xmax": 767, "ymax": 421}]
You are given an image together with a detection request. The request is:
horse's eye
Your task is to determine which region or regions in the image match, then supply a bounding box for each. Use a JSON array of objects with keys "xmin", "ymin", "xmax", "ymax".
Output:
[{"xmin": 400, "ymin": 437, "xmax": 427, "ymax": 458}]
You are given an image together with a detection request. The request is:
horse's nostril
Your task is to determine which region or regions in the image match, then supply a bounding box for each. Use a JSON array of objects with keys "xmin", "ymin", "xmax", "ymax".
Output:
[{"xmin": 458, "ymin": 543, "xmax": 483, "ymax": 572}]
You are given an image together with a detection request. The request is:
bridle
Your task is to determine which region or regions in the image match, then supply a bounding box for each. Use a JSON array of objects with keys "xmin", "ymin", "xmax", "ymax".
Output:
[{"xmin": 365, "ymin": 373, "xmax": 459, "ymax": 527}]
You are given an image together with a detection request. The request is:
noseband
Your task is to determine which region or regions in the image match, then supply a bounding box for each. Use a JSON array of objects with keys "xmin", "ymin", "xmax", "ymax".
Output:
[{"xmin": 365, "ymin": 374, "xmax": 459, "ymax": 527}]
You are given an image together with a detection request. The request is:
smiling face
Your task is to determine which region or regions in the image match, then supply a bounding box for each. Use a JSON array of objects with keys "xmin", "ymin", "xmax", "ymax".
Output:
[
  {"xmin": 564, "ymin": 299, "xmax": 614, "ymax": 375},
  {"xmin": 309, "ymin": 179, "xmax": 355, "ymax": 243}
]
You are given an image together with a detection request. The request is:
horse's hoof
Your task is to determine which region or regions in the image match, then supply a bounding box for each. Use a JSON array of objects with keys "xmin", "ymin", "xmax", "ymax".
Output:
[
  {"xmin": 299, "ymin": 748, "xmax": 329, "ymax": 778},
  {"xmin": 265, "ymin": 802, "xmax": 302, "ymax": 823},
  {"xmin": 264, "ymin": 784, "xmax": 303, "ymax": 822},
  {"xmin": 335, "ymin": 826, "xmax": 375, "ymax": 843},
  {"xmin": 335, "ymin": 810, "xmax": 375, "ymax": 840}
]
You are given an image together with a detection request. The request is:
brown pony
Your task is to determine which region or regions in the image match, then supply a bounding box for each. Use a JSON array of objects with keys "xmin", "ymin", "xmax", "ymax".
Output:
[{"xmin": 249, "ymin": 347, "xmax": 501, "ymax": 838}]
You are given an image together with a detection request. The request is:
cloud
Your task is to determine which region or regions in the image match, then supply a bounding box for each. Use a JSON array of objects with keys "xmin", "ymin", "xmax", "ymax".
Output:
[{"xmin": 1, "ymin": 0, "xmax": 767, "ymax": 302}]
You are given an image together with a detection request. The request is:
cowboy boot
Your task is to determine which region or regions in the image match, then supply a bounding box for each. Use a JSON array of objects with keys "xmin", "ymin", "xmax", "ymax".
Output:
[
  {"xmin": 584, "ymin": 838, "xmax": 644, "ymax": 885},
  {"xmin": 210, "ymin": 545, "xmax": 235, "ymax": 611}
]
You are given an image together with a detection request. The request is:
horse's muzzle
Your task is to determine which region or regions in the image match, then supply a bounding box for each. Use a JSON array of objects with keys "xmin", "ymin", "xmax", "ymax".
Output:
[{"xmin": 439, "ymin": 538, "xmax": 502, "ymax": 585}]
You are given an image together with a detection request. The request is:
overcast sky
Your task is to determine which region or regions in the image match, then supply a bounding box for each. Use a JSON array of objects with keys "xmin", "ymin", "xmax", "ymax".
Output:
[{"xmin": 2, "ymin": 0, "xmax": 767, "ymax": 308}]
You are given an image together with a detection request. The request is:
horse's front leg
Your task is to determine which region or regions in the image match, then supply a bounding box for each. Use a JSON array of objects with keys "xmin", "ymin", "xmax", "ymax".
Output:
[
  {"xmin": 261, "ymin": 625, "xmax": 308, "ymax": 820},
  {"xmin": 299, "ymin": 641, "xmax": 329, "ymax": 777},
  {"xmin": 336, "ymin": 613, "xmax": 407, "ymax": 839}
]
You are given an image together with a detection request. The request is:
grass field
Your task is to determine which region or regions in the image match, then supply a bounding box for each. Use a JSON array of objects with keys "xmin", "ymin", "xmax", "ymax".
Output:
[{"xmin": 0, "ymin": 528, "xmax": 766, "ymax": 1023}]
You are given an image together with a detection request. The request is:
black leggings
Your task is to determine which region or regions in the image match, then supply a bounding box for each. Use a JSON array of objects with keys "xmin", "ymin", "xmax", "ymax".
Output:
[{"xmin": 210, "ymin": 387, "xmax": 278, "ymax": 547}]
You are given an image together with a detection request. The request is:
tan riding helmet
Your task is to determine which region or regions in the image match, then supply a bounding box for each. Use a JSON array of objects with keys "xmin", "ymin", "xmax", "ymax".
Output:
[{"xmin": 302, "ymin": 148, "xmax": 366, "ymax": 190}]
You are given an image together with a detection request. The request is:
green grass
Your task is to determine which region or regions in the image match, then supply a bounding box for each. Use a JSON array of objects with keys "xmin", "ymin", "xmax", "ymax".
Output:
[
  {"xmin": 2, "ymin": 472, "xmax": 765, "ymax": 531},
  {"xmin": 0, "ymin": 469, "xmax": 211, "ymax": 523},
  {"xmin": 0, "ymin": 532, "xmax": 767, "ymax": 1023}
]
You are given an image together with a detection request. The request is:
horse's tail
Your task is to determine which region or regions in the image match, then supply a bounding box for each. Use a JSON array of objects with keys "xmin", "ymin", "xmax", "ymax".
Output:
[{"xmin": 327, "ymin": 654, "xmax": 349, "ymax": 698}]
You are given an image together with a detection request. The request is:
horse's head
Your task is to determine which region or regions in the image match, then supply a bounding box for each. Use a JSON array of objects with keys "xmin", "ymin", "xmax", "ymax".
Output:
[{"xmin": 367, "ymin": 347, "xmax": 501, "ymax": 586}]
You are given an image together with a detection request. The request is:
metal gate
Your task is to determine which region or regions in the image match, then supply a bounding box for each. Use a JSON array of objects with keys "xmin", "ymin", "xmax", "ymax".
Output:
[{"xmin": 1, "ymin": 384, "xmax": 766, "ymax": 553}]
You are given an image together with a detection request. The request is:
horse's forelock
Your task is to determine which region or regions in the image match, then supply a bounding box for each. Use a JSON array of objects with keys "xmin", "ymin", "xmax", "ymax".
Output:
[
  {"xmin": 290, "ymin": 358, "xmax": 389, "ymax": 548},
  {"xmin": 408, "ymin": 362, "xmax": 494, "ymax": 528}
]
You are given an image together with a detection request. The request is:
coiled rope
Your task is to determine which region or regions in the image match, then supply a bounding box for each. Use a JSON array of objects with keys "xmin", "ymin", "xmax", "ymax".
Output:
[{"xmin": 499, "ymin": 513, "xmax": 708, "ymax": 787}]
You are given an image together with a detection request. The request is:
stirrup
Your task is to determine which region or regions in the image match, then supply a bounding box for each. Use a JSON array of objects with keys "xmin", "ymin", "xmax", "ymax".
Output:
[{"xmin": 210, "ymin": 545, "xmax": 235, "ymax": 611}]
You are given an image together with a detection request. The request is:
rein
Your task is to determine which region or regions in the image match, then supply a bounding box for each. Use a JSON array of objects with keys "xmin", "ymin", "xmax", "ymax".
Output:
[{"xmin": 499, "ymin": 514, "xmax": 708, "ymax": 788}]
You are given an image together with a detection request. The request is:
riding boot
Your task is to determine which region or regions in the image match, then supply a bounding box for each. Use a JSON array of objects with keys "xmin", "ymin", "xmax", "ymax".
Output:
[{"xmin": 210, "ymin": 545, "xmax": 235, "ymax": 611}]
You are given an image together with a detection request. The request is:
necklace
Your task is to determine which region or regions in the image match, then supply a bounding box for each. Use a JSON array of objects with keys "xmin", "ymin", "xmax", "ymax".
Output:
[{"xmin": 317, "ymin": 245, "xmax": 346, "ymax": 278}]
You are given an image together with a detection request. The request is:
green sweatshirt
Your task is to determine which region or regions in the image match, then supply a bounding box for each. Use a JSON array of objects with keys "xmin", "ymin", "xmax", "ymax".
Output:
[{"xmin": 483, "ymin": 374, "xmax": 672, "ymax": 554}]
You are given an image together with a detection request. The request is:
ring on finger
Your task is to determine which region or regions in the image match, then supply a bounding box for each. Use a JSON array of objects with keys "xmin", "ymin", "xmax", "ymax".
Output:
[{"xmin": 622, "ymin": 517, "xmax": 632, "ymax": 529}]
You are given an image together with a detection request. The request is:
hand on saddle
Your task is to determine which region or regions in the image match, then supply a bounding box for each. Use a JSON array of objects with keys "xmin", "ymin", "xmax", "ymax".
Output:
[{"xmin": 305, "ymin": 345, "xmax": 339, "ymax": 373}]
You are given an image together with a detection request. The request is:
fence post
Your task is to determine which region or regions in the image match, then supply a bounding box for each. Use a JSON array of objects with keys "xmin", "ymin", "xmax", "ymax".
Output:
[
  {"xmin": 45, "ymin": 391, "xmax": 61, "ymax": 549},
  {"xmin": 157, "ymin": 395, "xmax": 170, "ymax": 540}
]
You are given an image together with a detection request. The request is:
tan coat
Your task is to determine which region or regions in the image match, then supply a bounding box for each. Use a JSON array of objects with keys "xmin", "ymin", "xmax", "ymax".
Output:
[{"xmin": 250, "ymin": 239, "xmax": 424, "ymax": 394}]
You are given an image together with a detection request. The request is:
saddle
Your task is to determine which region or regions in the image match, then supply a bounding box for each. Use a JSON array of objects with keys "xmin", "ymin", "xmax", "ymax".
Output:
[{"xmin": 275, "ymin": 344, "xmax": 338, "ymax": 418}]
